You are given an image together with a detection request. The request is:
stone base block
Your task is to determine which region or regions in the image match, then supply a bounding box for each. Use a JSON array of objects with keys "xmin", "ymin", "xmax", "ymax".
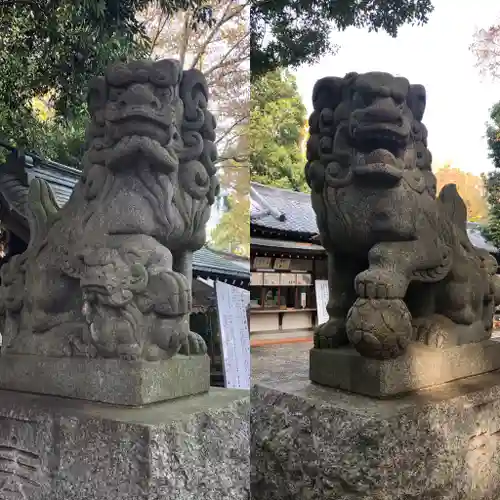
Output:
[
  {"xmin": 0, "ymin": 387, "xmax": 249, "ymax": 500},
  {"xmin": 310, "ymin": 339, "xmax": 500, "ymax": 396},
  {"xmin": 252, "ymin": 374, "xmax": 500, "ymax": 499},
  {"xmin": 0, "ymin": 354, "xmax": 210, "ymax": 405}
]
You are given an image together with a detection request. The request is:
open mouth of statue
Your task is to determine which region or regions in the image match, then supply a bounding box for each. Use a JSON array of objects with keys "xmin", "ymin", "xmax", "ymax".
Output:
[
  {"xmin": 350, "ymin": 125, "xmax": 408, "ymax": 184},
  {"xmin": 110, "ymin": 116, "xmax": 171, "ymax": 145},
  {"xmin": 352, "ymin": 125, "xmax": 407, "ymax": 187},
  {"xmin": 352, "ymin": 126, "xmax": 407, "ymax": 158},
  {"xmin": 105, "ymin": 135, "xmax": 179, "ymax": 174}
]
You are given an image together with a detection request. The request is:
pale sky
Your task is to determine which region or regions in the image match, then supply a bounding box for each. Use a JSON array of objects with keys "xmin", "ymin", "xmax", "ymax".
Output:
[{"xmin": 294, "ymin": 0, "xmax": 500, "ymax": 176}]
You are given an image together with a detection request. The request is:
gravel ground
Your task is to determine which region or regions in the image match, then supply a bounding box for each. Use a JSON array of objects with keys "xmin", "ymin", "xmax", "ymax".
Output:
[{"xmin": 251, "ymin": 342, "xmax": 311, "ymax": 387}]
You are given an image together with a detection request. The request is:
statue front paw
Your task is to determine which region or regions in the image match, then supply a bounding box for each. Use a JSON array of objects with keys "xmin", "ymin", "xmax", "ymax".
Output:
[
  {"xmin": 179, "ymin": 330, "xmax": 207, "ymax": 355},
  {"xmin": 355, "ymin": 269, "xmax": 408, "ymax": 299},
  {"xmin": 314, "ymin": 317, "xmax": 349, "ymax": 348}
]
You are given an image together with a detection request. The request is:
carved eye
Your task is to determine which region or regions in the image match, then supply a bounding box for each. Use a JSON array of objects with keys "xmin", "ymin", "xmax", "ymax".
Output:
[
  {"xmin": 158, "ymin": 87, "xmax": 173, "ymax": 102},
  {"xmin": 392, "ymin": 92, "xmax": 404, "ymax": 105},
  {"xmin": 353, "ymin": 91, "xmax": 374, "ymax": 108}
]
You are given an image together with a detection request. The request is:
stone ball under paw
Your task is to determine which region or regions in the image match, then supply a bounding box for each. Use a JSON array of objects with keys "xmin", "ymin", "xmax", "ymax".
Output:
[{"xmin": 346, "ymin": 298, "xmax": 413, "ymax": 360}]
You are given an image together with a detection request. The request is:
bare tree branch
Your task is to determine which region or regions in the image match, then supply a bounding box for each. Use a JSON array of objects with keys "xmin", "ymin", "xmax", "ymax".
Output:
[
  {"xmin": 215, "ymin": 114, "xmax": 247, "ymax": 144},
  {"xmin": 471, "ymin": 24, "xmax": 500, "ymax": 79},
  {"xmin": 179, "ymin": 11, "xmax": 193, "ymax": 67},
  {"xmin": 204, "ymin": 32, "xmax": 249, "ymax": 76},
  {"xmin": 189, "ymin": 0, "xmax": 245, "ymax": 69},
  {"xmin": 217, "ymin": 156, "xmax": 249, "ymax": 164},
  {"xmin": 138, "ymin": 0, "xmax": 249, "ymax": 161},
  {"xmin": 149, "ymin": 12, "xmax": 169, "ymax": 58}
]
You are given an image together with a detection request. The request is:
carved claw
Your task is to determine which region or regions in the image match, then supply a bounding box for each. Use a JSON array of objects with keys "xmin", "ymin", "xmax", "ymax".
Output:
[
  {"xmin": 414, "ymin": 315, "xmax": 455, "ymax": 348},
  {"xmin": 117, "ymin": 343, "xmax": 142, "ymax": 360},
  {"xmin": 179, "ymin": 330, "xmax": 207, "ymax": 355},
  {"xmin": 413, "ymin": 314, "xmax": 485, "ymax": 348},
  {"xmin": 422, "ymin": 330, "xmax": 448, "ymax": 348},
  {"xmin": 69, "ymin": 335, "xmax": 97, "ymax": 358},
  {"xmin": 414, "ymin": 318, "xmax": 453, "ymax": 348},
  {"xmin": 314, "ymin": 317, "xmax": 349, "ymax": 348},
  {"xmin": 354, "ymin": 269, "xmax": 408, "ymax": 299}
]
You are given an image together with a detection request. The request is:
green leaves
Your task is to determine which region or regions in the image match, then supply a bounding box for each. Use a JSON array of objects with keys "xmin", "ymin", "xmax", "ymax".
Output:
[
  {"xmin": 482, "ymin": 101, "xmax": 500, "ymax": 247},
  {"xmin": 211, "ymin": 141, "xmax": 250, "ymax": 256},
  {"xmin": 0, "ymin": 0, "xmax": 214, "ymax": 166},
  {"xmin": 0, "ymin": 0, "xmax": 213, "ymax": 118},
  {"xmin": 251, "ymin": 0, "xmax": 434, "ymax": 77},
  {"xmin": 211, "ymin": 192, "xmax": 250, "ymax": 255},
  {"xmin": 249, "ymin": 70, "xmax": 308, "ymax": 191}
]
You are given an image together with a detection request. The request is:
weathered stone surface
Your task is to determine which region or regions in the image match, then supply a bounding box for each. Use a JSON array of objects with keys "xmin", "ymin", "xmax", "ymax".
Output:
[
  {"xmin": 310, "ymin": 340, "xmax": 500, "ymax": 396},
  {"xmin": 305, "ymin": 71, "xmax": 500, "ymax": 360},
  {"xmin": 0, "ymin": 387, "xmax": 249, "ymax": 500},
  {"xmin": 0, "ymin": 59, "xmax": 219, "ymax": 365},
  {"xmin": 0, "ymin": 353, "xmax": 209, "ymax": 405},
  {"xmin": 252, "ymin": 374, "xmax": 500, "ymax": 500}
]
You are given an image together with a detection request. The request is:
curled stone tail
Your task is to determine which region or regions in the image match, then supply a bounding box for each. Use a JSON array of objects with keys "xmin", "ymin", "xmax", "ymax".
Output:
[{"xmin": 26, "ymin": 178, "xmax": 60, "ymax": 252}]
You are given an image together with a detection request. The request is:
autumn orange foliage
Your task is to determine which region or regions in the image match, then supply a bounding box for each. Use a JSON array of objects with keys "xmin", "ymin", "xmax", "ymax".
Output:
[{"xmin": 434, "ymin": 164, "xmax": 488, "ymax": 222}]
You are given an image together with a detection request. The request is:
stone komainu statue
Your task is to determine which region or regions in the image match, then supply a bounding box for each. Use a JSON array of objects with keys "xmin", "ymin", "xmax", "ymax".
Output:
[
  {"xmin": 0, "ymin": 59, "xmax": 219, "ymax": 360},
  {"xmin": 306, "ymin": 71, "xmax": 500, "ymax": 359}
]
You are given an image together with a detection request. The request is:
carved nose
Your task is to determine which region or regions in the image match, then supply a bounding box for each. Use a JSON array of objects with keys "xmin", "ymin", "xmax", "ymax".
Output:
[
  {"xmin": 119, "ymin": 84, "xmax": 160, "ymax": 109},
  {"xmin": 361, "ymin": 97, "xmax": 402, "ymax": 125}
]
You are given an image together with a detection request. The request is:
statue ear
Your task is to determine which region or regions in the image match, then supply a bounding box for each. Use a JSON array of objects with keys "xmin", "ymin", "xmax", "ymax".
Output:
[
  {"xmin": 87, "ymin": 76, "xmax": 107, "ymax": 114},
  {"xmin": 312, "ymin": 77, "xmax": 343, "ymax": 112},
  {"xmin": 408, "ymin": 84, "xmax": 427, "ymax": 119}
]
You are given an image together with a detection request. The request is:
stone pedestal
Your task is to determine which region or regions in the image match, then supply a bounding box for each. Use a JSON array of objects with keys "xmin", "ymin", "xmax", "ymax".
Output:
[
  {"xmin": 0, "ymin": 354, "xmax": 210, "ymax": 405},
  {"xmin": 310, "ymin": 340, "xmax": 500, "ymax": 397},
  {"xmin": 0, "ymin": 387, "xmax": 249, "ymax": 500},
  {"xmin": 252, "ymin": 373, "xmax": 500, "ymax": 500}
]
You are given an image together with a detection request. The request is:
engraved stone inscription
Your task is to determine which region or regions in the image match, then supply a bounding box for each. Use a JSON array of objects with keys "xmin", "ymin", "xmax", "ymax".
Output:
[{"xmin": 0, "ymin": 417, "xmax": 47, "ymax": 500}]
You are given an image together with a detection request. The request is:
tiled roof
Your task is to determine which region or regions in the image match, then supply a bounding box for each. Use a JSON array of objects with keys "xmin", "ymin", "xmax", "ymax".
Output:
[
  {"xmin": 251, "ymin": 236, "xmax": 325, "ymax": 252},
  {"xmin": 0, "ymin": 153, "xmax": 250, "ymax": 281},
  {"xmin": 193, "ymin": 247, "xmax": 250, "ymax": 280},
  {"xmin": 250, "ymin": 182, "xmax": 318, "ymax": 236}
]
